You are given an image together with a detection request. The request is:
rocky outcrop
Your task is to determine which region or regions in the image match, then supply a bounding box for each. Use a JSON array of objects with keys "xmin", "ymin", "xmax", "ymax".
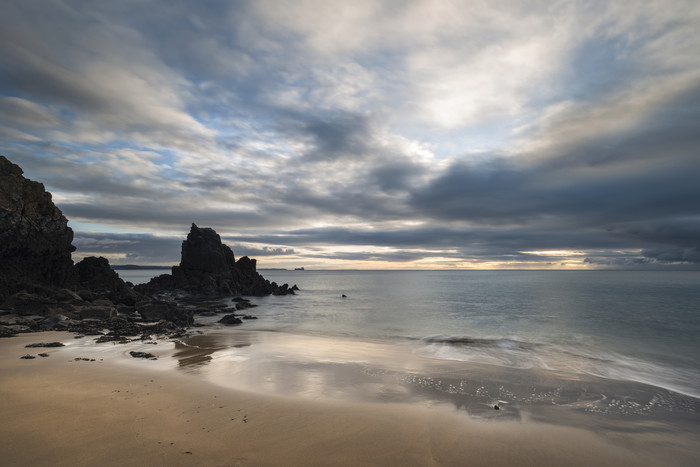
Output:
[
  {"xmin": 0, "ymin": 156, "xmax": 193, "ymax": 337},
  {"xmin": 75, "ymin": 256, "xmax": 142, "ymax": 306},
  {"xmin": 0, "ymin": 156, "xmax": 77, "ymax": 302},
  {"xmin": 136, "ymin": 223, "xmax": 296, "ymax": 297},
  {"xmin": 0, "ymin": 156, "xmax": 290, "ymax": 339},
  {"xmin": 180, "ymin": 224, "xmax": 237, "ymax": 274}
]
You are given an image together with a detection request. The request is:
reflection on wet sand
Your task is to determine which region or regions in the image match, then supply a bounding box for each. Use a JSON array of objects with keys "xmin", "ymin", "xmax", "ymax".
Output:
[{"xmin": 174, "ymin": 332, "xmax": 254, "ymax": 370}]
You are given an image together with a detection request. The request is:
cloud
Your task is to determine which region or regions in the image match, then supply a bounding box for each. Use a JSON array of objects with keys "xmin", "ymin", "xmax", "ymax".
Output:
[
  {"xmin": 72, "ymin": 232, "xmax": 183, "ymax": 265},
  {"xmin": 0, "ymin": 1, "xmax": 215, "ymax": 154},
  {"xmin": 1, "ymin": 0, "xmax": 699, "ymax": 269},
  {"xmin": 302, "ymin": 113, "xmax": 373, "ymax": 161}
]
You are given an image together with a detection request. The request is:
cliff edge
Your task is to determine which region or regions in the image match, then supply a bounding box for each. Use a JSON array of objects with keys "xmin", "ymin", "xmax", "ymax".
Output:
[{"xmin": 0, "ymin": 156, "xmax": 77, "ymax": 301}]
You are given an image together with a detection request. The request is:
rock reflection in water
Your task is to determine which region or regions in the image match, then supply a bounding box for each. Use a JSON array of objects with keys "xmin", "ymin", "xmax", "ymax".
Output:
[{"xmin": 174, "ymin": 332, "xmax": 253, "ymax": 369}]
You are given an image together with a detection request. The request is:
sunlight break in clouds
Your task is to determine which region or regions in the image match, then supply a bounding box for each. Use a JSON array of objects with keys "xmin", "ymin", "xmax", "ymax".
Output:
[{"xmin": 1, "ymin": 0, "xmax": 699, "ymax": 269}]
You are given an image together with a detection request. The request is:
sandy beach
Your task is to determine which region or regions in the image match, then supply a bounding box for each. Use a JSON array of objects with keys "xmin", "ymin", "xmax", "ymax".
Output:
[{"xmin": 2, "ymin": 332, "xmax": 698, "ymax": 466}]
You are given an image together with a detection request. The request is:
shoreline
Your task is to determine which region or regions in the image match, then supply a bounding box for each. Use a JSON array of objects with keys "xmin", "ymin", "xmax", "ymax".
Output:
[{"xmin": 2, "ymin": 332, "xmax": 699, "ymax": 466}]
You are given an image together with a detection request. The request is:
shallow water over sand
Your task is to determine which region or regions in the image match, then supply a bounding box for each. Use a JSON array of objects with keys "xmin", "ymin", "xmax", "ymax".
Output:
[
  {"xmin": 111, "ymin": 270, "xmax": 700, "ymax": 437},
  {"xmin": 163, "ymin": 329, "xmax": 698, "ymax": 434}
]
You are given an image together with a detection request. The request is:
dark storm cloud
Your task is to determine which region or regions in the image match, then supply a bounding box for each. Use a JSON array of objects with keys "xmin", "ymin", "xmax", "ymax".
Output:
[{"xmin": 411, "ymin": 156, "xmax": 699, "ymax": 227}]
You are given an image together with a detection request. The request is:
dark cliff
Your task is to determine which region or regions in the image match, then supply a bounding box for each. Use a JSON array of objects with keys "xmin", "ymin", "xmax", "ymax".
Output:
[{"xmin": 0, "ymin": 156, "xmax": 77, "ymax": 301}]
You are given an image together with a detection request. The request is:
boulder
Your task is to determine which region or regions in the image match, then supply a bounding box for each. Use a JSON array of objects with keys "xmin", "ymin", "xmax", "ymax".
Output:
[{"xmin": 218, "ymin": 314, "xmax": 243, "ymax": 325}]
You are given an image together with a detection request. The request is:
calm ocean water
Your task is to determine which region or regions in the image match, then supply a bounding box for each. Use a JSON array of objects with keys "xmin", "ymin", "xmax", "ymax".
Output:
[{"xmin": 118, "ymin": 269, "xmax": 700, "ymax": 400}]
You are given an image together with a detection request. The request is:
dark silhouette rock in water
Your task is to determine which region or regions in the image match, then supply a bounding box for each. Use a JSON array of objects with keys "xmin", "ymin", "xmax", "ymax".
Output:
[
  {"xmin": 179, "ymin": 224, "xmax": 236, "ymax": 274},
  {"xmin": 0, "ymin": 156, "xmax": 77, "ymax": 301},
  {"xmin": 137, "ymin": 223, "xmax": 297, "ymax": 297},
  {"xmin": 171, "ymin": 224, "xmax": 238, "ymax": 295}
]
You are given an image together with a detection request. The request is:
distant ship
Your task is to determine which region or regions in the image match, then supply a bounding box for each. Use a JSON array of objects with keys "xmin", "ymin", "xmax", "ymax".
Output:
[{"xmin": 294, "ymin": 267, "xmax": 305, "ymax": 270}]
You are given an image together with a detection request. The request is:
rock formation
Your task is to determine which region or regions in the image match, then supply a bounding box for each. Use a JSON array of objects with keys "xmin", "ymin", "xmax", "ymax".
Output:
[
  {"xmin": 0, "ymin": 156, "xmax": 77, "ymax": 301},
  {"xmin": 136, "ymin": 223, "xmax": 296, "ymax": 297},
  {"xmin": 0, "ymin": 156, "xmax": 193, "ymax": 335},
  {"xmin": 0, "ymin": 155, "xmax": 294, "ymax": 338},
  {"xmin": 75, "ymin": 256, "xmax": 141, "ymax": 306}
]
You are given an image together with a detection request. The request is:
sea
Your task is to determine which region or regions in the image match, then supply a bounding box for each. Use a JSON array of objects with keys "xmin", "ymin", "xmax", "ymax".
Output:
[{"xmin": 115, "ymin": 269, "xmax": 700, "ymax": 424}]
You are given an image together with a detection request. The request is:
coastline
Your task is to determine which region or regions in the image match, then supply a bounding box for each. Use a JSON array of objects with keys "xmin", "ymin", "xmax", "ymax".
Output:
[{"xmin": 2, "ymin": 332, "xmax": 698, "ymax": 466}]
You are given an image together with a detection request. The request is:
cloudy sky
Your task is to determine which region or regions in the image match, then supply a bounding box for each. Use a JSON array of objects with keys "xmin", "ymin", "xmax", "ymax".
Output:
[{"xmin": 2, "ymin": 0, "xmax": 699, "ymax": 269}]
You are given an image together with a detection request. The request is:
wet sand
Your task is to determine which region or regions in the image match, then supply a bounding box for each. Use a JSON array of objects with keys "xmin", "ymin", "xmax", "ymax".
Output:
[{"xmin": 1, "ymin": 332, "xmax": 698, "ymax": 466}]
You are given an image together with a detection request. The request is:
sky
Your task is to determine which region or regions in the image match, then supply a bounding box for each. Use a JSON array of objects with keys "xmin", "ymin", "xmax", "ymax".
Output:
[{"xmin": 1, "ymin": 0, "xmax": 699, "ymax": 270}]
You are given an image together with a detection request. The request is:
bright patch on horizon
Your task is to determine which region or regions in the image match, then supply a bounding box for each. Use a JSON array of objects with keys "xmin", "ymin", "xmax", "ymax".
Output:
[{"xmin": 522, "ymin": 250, "xmax": 587, "ymax": 257}]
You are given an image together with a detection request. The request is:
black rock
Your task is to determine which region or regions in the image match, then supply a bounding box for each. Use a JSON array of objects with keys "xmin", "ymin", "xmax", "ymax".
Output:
[
  {"xmin": 20, "ymin": 354, "xmax": 36, "ymax": 359},
  {"xmin": 218, "ymin": 314, "xmax": 243, "ymax": 325},
  {"xmin": 25, "ymin": 342, "xmax": 65, "ymax": 348},
  {"xmin": 180, "ymin": 224, "xmax": 236, "ymax": 274},
  {"xmin": 136, "ymin": 224, "xmax": 296, "ymax": 298},
  {"xmin": 75, "ymin": 256, "xmax": 143, "ymax": 306},
  {"xmin": 0, "ymin": 156, "xmax": 77, "ymax": 302},
  {"xmin": 129, "ymin": 351, "xmax": 157, "ymax": 359}
]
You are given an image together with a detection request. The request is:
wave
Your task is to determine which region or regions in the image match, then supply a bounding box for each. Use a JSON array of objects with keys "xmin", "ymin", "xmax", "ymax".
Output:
[
  {"xmin": 419, "ymin": 335, "xmax": 540, "ymax": 351},
  {"xmin": 415, "ymin": 335, "xmax": 700, "ymax": 400}
]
